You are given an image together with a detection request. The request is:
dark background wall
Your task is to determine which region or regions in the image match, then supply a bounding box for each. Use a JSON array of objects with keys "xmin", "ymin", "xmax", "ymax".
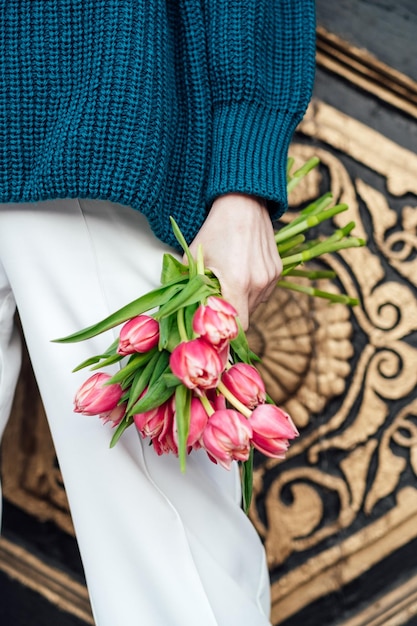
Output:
[{"xmin": 316, "ymin": 0, "xmax": 417, "ymax": 81}]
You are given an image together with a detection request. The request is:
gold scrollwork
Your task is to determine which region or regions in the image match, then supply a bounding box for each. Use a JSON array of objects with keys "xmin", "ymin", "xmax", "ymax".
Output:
[
  {"xmin": 248, "ymin": 101, "xmax": 417, "ymax": 621},
  {"xmin": 365, "ymin": 398, "xmax": 417, "ymax": 515}
]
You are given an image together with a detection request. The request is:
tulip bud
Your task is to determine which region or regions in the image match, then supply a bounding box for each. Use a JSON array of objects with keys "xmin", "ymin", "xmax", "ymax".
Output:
[
  {"xmin": 173, "ymin": 396, "xmax": 209, "ymax": 451},
  {"xmin": 170, "ymin": 338, "xmax": 224, "ymax": 391},
  {"xmin": 99, "ymin": 403, "xmax": 127, "ymax": 427},
  {"xmin": 249, "ymin": 404, "xmax": 298, "ymax": 458},
  {"xmin": 222, "ymin": 362, "xmax": 266, "ymax": 409},
  {"xmin": 153, "ymin": 428, "xmax": 178, "ymax": 456},
  {"xmin": 202, "ymin": 409, "xmax": 253, "ymax": 470},
  {"xmin": 117, "ymin": 315, "xmax": 159, "ymax": 355},
  {"xmin": 193, "ymin": 296, "xmax": 238, "ymax": 350},
  {"xmin": 134, "ymin": 395, "xmax": 178, "ymax": 455},
  {"xmin": 74, "ymin": 372, "xmax": 123, "ymax": 416},
  {"xmin": 205, "ymin": 389, "xmax": 227, "ymax": 412},
  {"xmin": 152, "ymin": 400, "xmax": 178, "ymax": 456},
  {"xmin": 133, "ymin": 397, "xmax": 173, "ymax": 440}
]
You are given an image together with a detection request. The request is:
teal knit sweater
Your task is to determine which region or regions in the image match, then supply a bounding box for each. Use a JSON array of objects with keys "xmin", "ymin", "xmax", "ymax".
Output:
[{"xmin": 0, "ymin": 1, "xmax": 316, "ymax": 248}]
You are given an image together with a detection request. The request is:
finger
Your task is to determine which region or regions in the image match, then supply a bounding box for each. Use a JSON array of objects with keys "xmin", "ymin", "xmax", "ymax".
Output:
[{"xmin": 209, "ymin": 272, "xmax": 249, "ymax": 331}]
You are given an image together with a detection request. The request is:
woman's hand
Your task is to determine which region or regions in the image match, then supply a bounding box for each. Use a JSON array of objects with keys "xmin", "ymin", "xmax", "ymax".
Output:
[{"xmin": 187, "ymin": 194, "xmax": 282, "ymax": 330}]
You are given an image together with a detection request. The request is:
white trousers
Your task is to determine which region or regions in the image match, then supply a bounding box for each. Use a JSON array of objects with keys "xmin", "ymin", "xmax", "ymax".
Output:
[{"xmin": 0, "ymin": 199, "xmax": 271, "ymax": 626}]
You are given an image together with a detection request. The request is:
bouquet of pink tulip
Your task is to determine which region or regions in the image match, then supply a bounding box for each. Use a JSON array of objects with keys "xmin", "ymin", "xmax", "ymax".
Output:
[{"xmin": 54, "ymin": 158, "xmax": 365, "ymax": 512}]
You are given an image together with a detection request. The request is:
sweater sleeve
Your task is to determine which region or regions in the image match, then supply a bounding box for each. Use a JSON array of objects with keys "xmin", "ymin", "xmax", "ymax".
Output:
[{"xmin": 201, "ymin": 0, "xmax": 316, "ymax": 218}]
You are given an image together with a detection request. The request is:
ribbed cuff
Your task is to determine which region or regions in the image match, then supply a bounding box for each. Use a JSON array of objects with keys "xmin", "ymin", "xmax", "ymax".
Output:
[{"xmin": 205, "ymin": 102, "xmax": 302, "ymax": 220}]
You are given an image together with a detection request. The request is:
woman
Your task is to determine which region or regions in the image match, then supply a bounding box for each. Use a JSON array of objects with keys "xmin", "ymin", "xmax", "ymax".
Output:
[{"xmin": 0, "ymin": 2, "xmax": 316, "ymax": 624}]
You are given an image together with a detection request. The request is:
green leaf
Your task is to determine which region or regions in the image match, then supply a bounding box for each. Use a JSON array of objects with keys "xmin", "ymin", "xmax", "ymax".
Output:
[
  {"xmin": 108, "ymin": 352, "xmax": 155, "ymax": 385},
  {"xmin": 169, "ymin": 217, "xmax": 196, "ymax": 277},
  {"xmin": 109, "ymin": 416, "xmax": 134, "ymax": 448},
  {"xmin": 159, "ymin": 313, "xmax": 182, "ymax": 352},
  {"xmin": 161, "ymin": 372, "xmax": 182, "ymax": 388},
  {"xmin": 127, "ymin": 377, "xmax": 174, "ymax": 416},
  {"xmin": 175, "ymin": 384, "xmax": 191, "ymax": 473},
  {"xmin": 184, "ymin": 302, "xmax": 198, "ymax": 339},
  {"xmin": 126, "ymin": 349, "xmax": 160, "ymax": 413},
  {"xmin": 52, "ymin": 281, "xmax": 186, "ymax": 343},
  {"xmin": 176, "ymin": 306, "xmax": 188, "ymax": 343},
  {"xmin": 120, "ymin": 389, "xmax": 131, "ymax": 403},
  {"xmin": 204, "ymin": 268, "xmax": 221, "ymax": 291},
  {"xmin": 71, "ymin": 338, "xmax": 120, "ymax": 372},
  {"xmin": 161, "ymin": 253, "xmax": 189, "ymax": 285},
  {"xmin": 148, "ymin": 350, "xmax": 171, "ymax": 388},
  {"xmin": 72, "ymin": 355, "xmax": 106, "ymax": 373},
  {"xmin": 155, "ymin": 274, "xmax": 218, "ymax": 320},
  {"xmin": 241, "ymin": 448, "xmax": 254, "ymax": 514},
  {"xmin": 90, "ymin": 353, "xmax": 124, "ymax": 371},
  {"xmin": 158, "ymin": 314, "xmax": 171, "ymax": 350},
  {"xmin": 230, "ymin": 323, "xmax": 254, "ymax": 364}
]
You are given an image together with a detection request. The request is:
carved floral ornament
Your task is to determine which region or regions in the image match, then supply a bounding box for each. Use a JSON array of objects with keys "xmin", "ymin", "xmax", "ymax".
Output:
[
  {"xmin": 1, "ymin": 100, "xmax": 417, "ymax": 625},
  {"xmin": 246, "ymin": 101, "xmax": 417, "ymax": 621}
]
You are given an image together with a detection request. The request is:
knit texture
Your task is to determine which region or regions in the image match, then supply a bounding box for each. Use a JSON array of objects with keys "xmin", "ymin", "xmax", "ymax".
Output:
[{"xmin": 0, "ymin": 1, "xmax": 316, "ymax": 249}]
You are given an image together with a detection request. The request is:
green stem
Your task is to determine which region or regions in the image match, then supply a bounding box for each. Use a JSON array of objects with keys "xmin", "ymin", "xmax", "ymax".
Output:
[
  {"xmin": 241, "ymin": 448, "xmax": 254, "ymax": 514},
  {"xmin": 170, "ymin": 216, "xmax": 196, "ymax": 276},
  {"xmin": 277, "ymin": 194, "xmax": 333, "ymax": 240},
  {"xmin": 199, "ymin": 393, "xmax": 215, "ymax": 417},
  {"xmin": 277, "ymin": 279, "xmax": 360, "ymax": 305},
  {"xmin": 287, "ymin": 156, "xmax": 320, "ymax": 193},
  {"xmin": 282, "ymin": 236, "xmax": 365, "ymax": 267},
  {"xmin": 277, "ymin": 234, "xmax": 305, "ymax": 255},
  {"xmin": 217, "ymin": 381, "xmax": 252, "ymax": 418},
  {"xmin": 286, "ymin": 156, "xmax": 295, "ymax": 178},
  {"xmin": 285, "ymin": 268, "xmax": 336, "ymax": 280},
  {"xmin": 299, "ymin": 192, "xmax": 334, "ymax": 217},
  {"xmin": 275, "ymin": 204, "xmax": 348, "ymax": 244},
  {"xmin": 177, "ymin": 308, "xmax": 188, "ymax": 342},
  {"xmin": 196, "ymin": 244, "xmax": 205, "ymax": 276}
]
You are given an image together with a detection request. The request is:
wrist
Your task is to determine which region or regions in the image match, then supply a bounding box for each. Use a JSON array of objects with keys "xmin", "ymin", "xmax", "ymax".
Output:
[{"xmin": 209, "ymin": 193, "xmax": 268, "ymax": 216}]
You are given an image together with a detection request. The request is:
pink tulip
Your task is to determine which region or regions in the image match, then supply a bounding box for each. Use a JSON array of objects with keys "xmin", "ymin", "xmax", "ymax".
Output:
[
  {"xmin": 217, "ymin": 344, "xmax": 231, "ymax": 370},
  {"xmin": 152, "ymin": 401, "xmax": 178, "ymax": 456},
  {"xmin": 133, "ymin": 396, "xmax": 173, "ymax": 440},
  {"xmin": 74, "ymin": 372, "xmax": 123, "ymax": 416},
  {"xmin": 173, "ymin": 396, "xmax": 209, "ymax": 451},
  {"xmin": 206, "ymin": 389, "xmax": 227, "ymax": 412},
  {"xmin": 249, "ymin": 404, "xmax": 298, "ymax": 458},
  {"xmin": 117, "ymin": 315, "xmax": 159, "ymax": 355},
  {"xmin": 202, "ymin": 409, "xmax": 253, "ymax": 470},
  {"xmin": 153, "ymin": 428, "xmax": 178, "ymax": 456},
  {"xmin": 222, "ymin": 362, "xmax": 266, "ymax": 409},
  {"xmin": 133, "ymin": 395, "xmax": 178, "ymax": 455},
  {"xmin": 170, "ymin": 338, "xmax": 224, "ymax": 391},
  {"xmin": 193, "ymin": 296, "xmax": 238, "ymax": 350},
  {"xmin": 99, "ymin": 403, "xmax": 127, "ymax": 427}
]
